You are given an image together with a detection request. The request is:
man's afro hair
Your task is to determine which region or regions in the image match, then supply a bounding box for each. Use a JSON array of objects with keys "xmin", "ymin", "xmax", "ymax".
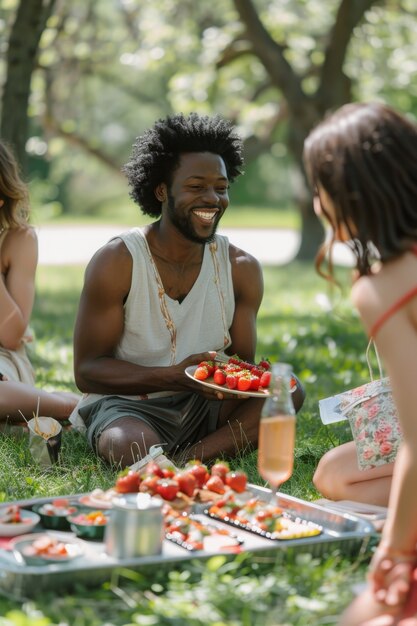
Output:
[{"xmin": 122, "ymin": 112, "xmax": 244, "ymax": 217}]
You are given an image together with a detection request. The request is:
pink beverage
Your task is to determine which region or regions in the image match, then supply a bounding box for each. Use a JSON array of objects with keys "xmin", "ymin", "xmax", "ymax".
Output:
[{"xmin": 258, "ymin": 414, "xmax": 295, "ymax": 486}]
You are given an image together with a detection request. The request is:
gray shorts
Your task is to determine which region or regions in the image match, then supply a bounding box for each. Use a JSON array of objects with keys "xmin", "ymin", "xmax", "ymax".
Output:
[{"xmin": 79, "ymin": 392, "xmax": 221, "ymax": 455}]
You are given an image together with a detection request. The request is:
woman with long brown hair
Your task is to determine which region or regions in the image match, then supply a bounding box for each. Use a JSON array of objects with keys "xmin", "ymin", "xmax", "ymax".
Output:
[{"xmin": 304, "ymin": 102, "xmax": 417, "ymax": 624}]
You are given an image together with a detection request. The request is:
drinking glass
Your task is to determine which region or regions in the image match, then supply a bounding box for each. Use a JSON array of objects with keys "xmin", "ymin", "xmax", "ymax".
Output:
[{"xmin": 257, "ymin": 363, "xmax": 296, "ymax": 505}]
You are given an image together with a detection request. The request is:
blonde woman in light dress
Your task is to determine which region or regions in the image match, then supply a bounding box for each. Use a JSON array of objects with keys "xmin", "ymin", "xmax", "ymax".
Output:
[{"xmin": 0, "ymin": 139, "xmax": 79, "ymax": 426}]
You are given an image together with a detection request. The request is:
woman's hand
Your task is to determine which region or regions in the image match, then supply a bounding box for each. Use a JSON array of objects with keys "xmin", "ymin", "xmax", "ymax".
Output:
[{"xmin": 368, "ymin": 543, "xmax": 417, "ymax": 607}]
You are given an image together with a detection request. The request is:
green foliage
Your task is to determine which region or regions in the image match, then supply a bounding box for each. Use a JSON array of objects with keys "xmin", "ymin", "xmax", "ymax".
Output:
[
  {"xmin": 3, "ymin": 0, "xmax": 416, "ymax": 218},
  {"xmin": 0, "ymin": 260, "xmax": 375, "ymax": 622}
]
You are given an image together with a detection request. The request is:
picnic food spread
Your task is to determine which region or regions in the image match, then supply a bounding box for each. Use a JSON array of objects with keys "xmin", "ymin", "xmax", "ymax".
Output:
[
  {"xmin": 37, "ymin": 499, "xmax": 77, "ymax": 518},
  {"xmin": 12, "ymin": 533, "xmax": 84, "ymax": 565},
  {"xmin": 0, "ymin": 458, "xmax": 376, "ymax": 598},
  {"xmin": 88, "ymin": 459, "xmax": 249, "ymax": 511},
  {"xmin": 0, "ymin": 505, "xmax": 25, "ymax": 524},
  {"xmin": 1, "ymin": 460, "xmax": 320, "ymax": 546},
  {"xmin": 0, "ymin": 505, "xmax": 41, "ymax": 536},
  {"xmin": 163, "ymin": 504, "xmax": 242, "ymax": 552},
  {"xmin": 68, "ymin": 510, "xmax": 109, "ymax": 540},
  {"xmin": 22, "ymin": 535, "xmax": 72, "ymax": 559},
  {"xmin": 207, "ymin": 495, "xmax": 322, "ymax": 540}
]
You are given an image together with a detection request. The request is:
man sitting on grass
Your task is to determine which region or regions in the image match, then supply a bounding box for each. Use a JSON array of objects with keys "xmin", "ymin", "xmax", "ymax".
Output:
[{"xmin": 70, "ymin": 112, "xmax": 304, "ymax": 468}]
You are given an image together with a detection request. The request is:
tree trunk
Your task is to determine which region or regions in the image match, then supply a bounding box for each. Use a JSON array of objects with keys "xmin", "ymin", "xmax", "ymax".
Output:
[
  {"xmin": 297, "ymin": 199, "xmax": 325, "ymax": 260},
  {"xmin": 231, "ymin": 0, "xmax": 381, "ymax": 260},
  {"xmin": 0, "ymin": 0, "xmax": 56, "ymax": 172},
  {"xmin": 285, "ymin": 112, "xmax": 325, "ymax": 261}
]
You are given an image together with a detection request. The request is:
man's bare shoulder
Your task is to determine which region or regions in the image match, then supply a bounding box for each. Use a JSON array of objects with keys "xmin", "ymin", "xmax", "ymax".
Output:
[
  {"xmin": 85, "ymin": 236, "xmax": 132, "ymax": 288},
  {"xmin": 228, "ymin": 242, "xmax": 263, "ymax": 304},
  {"xmin": 89, "ymin": 236, "xmax": 131, "ymax": 265},
  {"xmin": 228, "ymin": 241, "xmax": 262, "ymax": 271}
]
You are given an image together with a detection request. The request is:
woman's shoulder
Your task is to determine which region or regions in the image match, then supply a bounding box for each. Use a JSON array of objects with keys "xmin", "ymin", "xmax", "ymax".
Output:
[
  {"xmin": 1, "ymin": 225, "xmax": 37, "ymax": 253},
  {"xmin": 350, "ymin": 268, "xmax": 393, "ymax": 334},
  {"xmin": 351, "ymin": 274, "xmax": 377, "ymax": 315},
  {"xmin": 351, "ymin": 253, "xmax": 417, "ymax": 333},
  {"xmin": 3, "ymin": 225, "xmax": 37, "ymax": 242}
]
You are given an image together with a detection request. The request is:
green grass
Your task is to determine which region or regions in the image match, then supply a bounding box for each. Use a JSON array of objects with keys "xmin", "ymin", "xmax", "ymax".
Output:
[{"xmin": 0, "ymin": 261, "xmax": 374, "ymax": 624}]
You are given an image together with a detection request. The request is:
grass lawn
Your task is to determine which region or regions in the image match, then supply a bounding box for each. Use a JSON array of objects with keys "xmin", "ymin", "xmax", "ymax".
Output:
[{"xmin": 0, "ymin": 261, "xmax": 376, "ymax": 625}]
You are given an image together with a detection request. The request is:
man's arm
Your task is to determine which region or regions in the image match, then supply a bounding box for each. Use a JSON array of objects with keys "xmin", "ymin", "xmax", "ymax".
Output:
[
  {"xmin": 73, "ymin": 239, "xmax": 212, "ymax": 395},
  {"xmin": 227, "ymin": 244, "xmax": 264, "ymax": 362}
]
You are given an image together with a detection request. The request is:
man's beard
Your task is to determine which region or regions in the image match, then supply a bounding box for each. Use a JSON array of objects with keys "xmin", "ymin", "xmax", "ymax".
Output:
[{"xmin": 167, "ymin": 194, "xmax": 219, "ymax": 244}]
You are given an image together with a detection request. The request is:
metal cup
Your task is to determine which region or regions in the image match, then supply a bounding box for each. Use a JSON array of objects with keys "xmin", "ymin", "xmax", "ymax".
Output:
[{"xmin": 104, "ymin": 493, "xmax": 164, "ymax": 559}]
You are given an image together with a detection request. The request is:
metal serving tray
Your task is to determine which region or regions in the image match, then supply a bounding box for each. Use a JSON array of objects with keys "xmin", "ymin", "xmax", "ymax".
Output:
[{"xmin": 0, "ymin": 485, "xmax": 376, "ymax": 599}]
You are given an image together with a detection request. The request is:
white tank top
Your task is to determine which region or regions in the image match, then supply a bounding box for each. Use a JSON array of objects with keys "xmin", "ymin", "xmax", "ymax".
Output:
[
  {"xmin": 70, "ymin": 227, "xmax": 235, "ymax": 427},
  {"xmin": 116, "ymin": 227, "xmax": 234, "ymax": 365}
]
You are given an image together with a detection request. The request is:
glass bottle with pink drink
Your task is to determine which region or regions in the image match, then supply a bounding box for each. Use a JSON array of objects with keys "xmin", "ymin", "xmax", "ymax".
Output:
[{"xmin": 258, "ymin": 362, "xmax": 296, "ymax": 503}]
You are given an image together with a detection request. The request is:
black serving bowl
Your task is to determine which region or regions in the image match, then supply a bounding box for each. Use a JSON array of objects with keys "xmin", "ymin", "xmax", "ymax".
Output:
[
  {"xmin": 33, "ymin": 500, "xmax": 79, "ymax": 531},
  {"xmin": 67, "ymin": 510, "xmax": 110, "ymax": 541}
]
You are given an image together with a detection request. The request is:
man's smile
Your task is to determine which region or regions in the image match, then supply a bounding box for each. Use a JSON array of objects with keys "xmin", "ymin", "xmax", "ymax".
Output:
[{"xmin": 192, "ymin": 209, "xmax": 219, "ymax": 223}]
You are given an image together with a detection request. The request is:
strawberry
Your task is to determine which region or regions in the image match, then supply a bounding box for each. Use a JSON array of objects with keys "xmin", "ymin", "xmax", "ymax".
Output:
[
  {"xmin": 210, "ymin": 461, "xmax": 229, "ymax": 481},
  {"xmin": 174, "ymin": 471, "xmax": 197, "ymax": 497},
  {"xmin": 259, "ymin": 370, "xmax": 272, "ymax": 388},
  {"xmin": 155, "ymin": 478, "xmax": 179, "ymax": 501},
  {"xmin": 198, "ymin": 360, "xmax": 215, "ymax": 376},
  {"xmin": 115, "ymin": 469, "xmax": 141, "ymax": 493},
  {"xmin": 249, "ymin": 375, "xmax": 260, "ymax": 391},
  {"xmin": 162, "ymin": 467, "xmax": 176, "ymax": 478},
  {"xmin": 251, "ymin": 366, "xmax": 265, "ymax": 378},
  {"xmin": 194, "ymin": 365, "xmax": 209, "ymax": 380},
  {"xmin": 213, "ymin": 369, "xmax": 227, "ymax": 386},
  {"xmin": 228, "ymin": 355, "xmax": 242, "ymax": 365},
  {"xmin": 185, "ymin": 462, "xmax": 209, "ymax": 488},
  {"xmin": 226, "ymin": 374, "xmax": 238, "ymax": 389},
  {"xmin": 237, "ymin": 376, "xmax": 251, "ymax": 392},
  {"xmin": 225, "ymin": 363, "xmax": 241, "ymax": 374},
  {"xmin": 144, "ymin": 460, "xmax": 164, "ymax": 477},
  {"xmin": 258, "ymin": 358, "xmax": 271, "ymax": 370},
  {"xmin": 225, "ymin": 471, "xmax": 247, "ymax": 493},
  {"xmin": 51, "ymin": 498, "xmax": 70, "ymax": 508},
  {"xmin": 139, "ymin": 474, "xmax": 159, "ymax": 494},
  {"xmin": 205, "ymin": 475, "xmax": 226, "ymax": 494}
]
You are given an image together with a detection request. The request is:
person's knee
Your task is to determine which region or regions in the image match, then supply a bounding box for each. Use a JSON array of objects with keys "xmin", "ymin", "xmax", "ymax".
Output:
[
  {"xmin": 313, "ymin": 447, "xmax": 346, "ymax": 499},
  {"xmin": 97, "ymin": 420, "xmax": 161, "ymax": 467},
  {"xmin": 312, "ymin": 454, "xmax": 329, "ymax": 495},
  {"xmin": 97, "ymin": 428, "xmax": 126, "ymax": 465}
]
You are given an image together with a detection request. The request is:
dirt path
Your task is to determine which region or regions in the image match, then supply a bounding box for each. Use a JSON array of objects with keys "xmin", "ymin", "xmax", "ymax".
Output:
[{"xmin": 36, "ymin": 224, "xmax": 354, "ymax": 267}]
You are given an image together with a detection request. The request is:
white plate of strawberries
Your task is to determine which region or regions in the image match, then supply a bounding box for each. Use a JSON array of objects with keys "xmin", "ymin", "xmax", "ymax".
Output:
[{"xmin": 185, "ymin": 357, "xmax": 271, "ymax": 398}]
